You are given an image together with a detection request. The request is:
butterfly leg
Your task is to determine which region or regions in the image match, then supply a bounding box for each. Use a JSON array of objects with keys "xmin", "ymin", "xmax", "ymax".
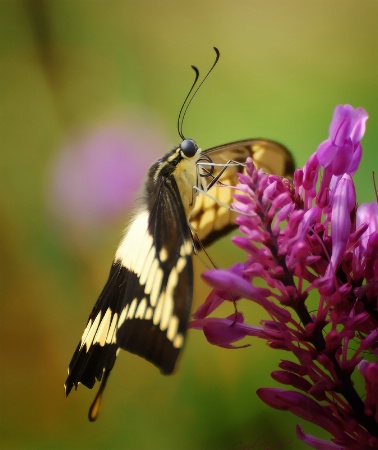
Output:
[
  {"xmin": 189, "ymin": 223, "xmax": 219, "ymax": 269},
  {"xmin": 198, "ymin": 159, "xmax": 246, "ymax": 191},
  {"xmin": 207, "ymin": 160, "xmax": 241, "ymax": 190}
]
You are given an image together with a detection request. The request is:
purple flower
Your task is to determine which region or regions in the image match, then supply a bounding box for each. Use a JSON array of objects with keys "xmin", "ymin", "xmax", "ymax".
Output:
[
  {"xmin": 191, "ymin": 105, "xmax": 378, "ymax": 448},
  {"xmin": 359, "ymin": 360, "xmax": 378, "ymax": 422},
  {"xmin": 316, "ymin": 104, "xmax": 367, "ymax": 176},
  {"xmin": 47, "ymin": 121, "xmax": 168, "ymax": 232}
]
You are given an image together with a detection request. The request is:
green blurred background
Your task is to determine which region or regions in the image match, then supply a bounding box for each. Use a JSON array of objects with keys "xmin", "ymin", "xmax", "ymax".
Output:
[{"xmin": 1, "ymin": 1, "xmax": 377, "ymax": 449}]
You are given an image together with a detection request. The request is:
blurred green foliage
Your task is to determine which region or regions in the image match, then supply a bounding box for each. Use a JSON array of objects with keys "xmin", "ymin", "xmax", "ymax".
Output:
[{"xmin": 1, "ymin": 1, "xmax": 377, "ymax": 449}]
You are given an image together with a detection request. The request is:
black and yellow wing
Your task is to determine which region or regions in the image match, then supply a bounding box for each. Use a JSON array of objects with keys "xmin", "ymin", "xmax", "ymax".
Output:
[
  {"xmin": 190, "ymin": 138, "xmax": 295, "ymax": 246},
  {"xmin": 65, "ymin": 147, "xmax": 195, "ymax": 420}
]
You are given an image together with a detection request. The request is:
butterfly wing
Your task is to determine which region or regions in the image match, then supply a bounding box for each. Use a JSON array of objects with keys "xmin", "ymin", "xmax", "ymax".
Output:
[
  {"xmin": 65, "ymin": 171, "xmax": 193, "ymax": 397},
  {"xmin": 190, "ymin": 139, "xmax": 295, "ymax": 246},
  {"xmin": 117, "ymin": 174, "xmax": 193, "ymax": 373}
]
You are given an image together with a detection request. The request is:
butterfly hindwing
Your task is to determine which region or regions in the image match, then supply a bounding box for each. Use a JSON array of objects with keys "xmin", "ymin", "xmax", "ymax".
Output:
[{"xmin": 190, "ymin": 138, "xmax": 295, "ymax": 246}]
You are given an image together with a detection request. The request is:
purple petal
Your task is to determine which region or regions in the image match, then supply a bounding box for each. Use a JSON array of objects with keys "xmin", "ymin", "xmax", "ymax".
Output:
[
  {"xmin": 359, "ymin": 360, "xmax": 378, "ymax": 384},
  {"xmin": 328, "ymin": 175, "xmax": 356, "ymax": 273},
  {"xmin": 333, "ymin": 105, "xmax": 354, "ymax": 146},
  {"xmin": 357, "ymin": 202, "xmax": 378, "ymax": 254},
  {"xmin": 359, "ymin": 361, "xmax": 378, "ymax": 422},
  {"xmin": 279, "ymin": 360, "xmax": 309, "ymax": 377},
  {"xmin": 203, "ymin": 270, "xmax": 292, "ymax": 322},
  {"xmin": 348, "ymin": 142, "xmax": 362, "ymax": 175},
  {"xmin": 329, "ymin": 104, "xmax": 353, "ymax": 145},
  {"xmin": 257, "ymin": 388, "xmax": 344, "ymax": 437},
  {"xmin": 302, "ymin": 152, "xmax": 320, "ymax": 192},
  {"xmin": 190, "ymin": 313, "xmax": 263, "ymax": 348},
  {"xmin": 316, "ymin": 140, "xmax": 335, "ymax": 168},
  {"xmin": 271, "ymin": 370, "xmax": 313, "ymax": 393},
  {"xmin": 350, "ymin": 107, "xmax": 368, "ymax": 142},
  {"xmin": 296, "ymin": 424, "xmax": 344, "ymax": 449}
]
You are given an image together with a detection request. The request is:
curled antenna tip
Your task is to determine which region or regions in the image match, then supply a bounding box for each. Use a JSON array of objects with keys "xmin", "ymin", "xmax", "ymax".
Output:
[
  {"xmin": 191, "ymin": 65, "xmax": 200, "ymax": 76},
  {"xmin": 178, "ymin": 48, "xmax": 221, "ymax": 140}
]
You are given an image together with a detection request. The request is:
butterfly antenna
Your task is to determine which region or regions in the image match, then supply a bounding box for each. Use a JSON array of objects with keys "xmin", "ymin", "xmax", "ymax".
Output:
[
  {"xmin": 178, "ymin": 47, "xmax": 220, "ymax": 140},
  {"xmin": 177, "ymin": 65, "xmax": 200, "ymax": 140}
]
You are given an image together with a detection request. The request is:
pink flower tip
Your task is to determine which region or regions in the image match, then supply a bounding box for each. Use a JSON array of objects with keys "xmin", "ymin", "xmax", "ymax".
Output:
[{"xmin": 189, "ymin": 313, "xmax": 257, "ymax": 349}]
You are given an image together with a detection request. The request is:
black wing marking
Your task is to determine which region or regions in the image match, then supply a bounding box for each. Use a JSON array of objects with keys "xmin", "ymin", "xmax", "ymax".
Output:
[
  {"xmin": 190, "ymin": 138, "xmax": 295, "ymax": 246},
  {"xmin": 65, "ymin": 173, "xmax": 193, "ymax": 398}
]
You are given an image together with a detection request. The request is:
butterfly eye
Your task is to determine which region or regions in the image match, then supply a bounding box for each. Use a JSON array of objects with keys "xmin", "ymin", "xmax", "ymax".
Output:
[{"xmin": 180, "ymin": 139, "xmax": 198, "ymax": 158}]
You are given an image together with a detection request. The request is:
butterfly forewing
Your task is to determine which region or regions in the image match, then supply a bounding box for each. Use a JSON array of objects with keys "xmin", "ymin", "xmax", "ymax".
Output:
[
  {"xmin": 190, "ymin": 139, "xmax": 295, "ymax": 246},
  {"xmin": 116, "ymin": 172, "xmax": 193, "ymax": 373},
  {"xmin": 65, "ymin": 153, "xmax": 194, "ymax": 397}
]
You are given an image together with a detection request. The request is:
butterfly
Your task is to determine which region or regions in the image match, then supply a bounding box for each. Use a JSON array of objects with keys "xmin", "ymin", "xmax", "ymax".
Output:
[{"xmin": 64, "ymin": 48, "xmax": 295, "ymax": 421}]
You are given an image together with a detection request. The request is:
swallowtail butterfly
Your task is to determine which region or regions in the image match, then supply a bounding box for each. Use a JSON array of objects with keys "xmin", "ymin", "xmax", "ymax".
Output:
[{"xmin": 64, "ymin": 48, "xmax": 295, "ymax": 421}]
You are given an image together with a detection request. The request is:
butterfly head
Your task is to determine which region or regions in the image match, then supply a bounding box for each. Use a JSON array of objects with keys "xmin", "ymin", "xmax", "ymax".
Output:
[{"xmin": 179, "ymin": 138, "xmax": 199, "ymax": 159}]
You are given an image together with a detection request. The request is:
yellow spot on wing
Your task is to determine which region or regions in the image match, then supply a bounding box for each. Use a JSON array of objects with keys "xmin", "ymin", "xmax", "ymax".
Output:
[
  {"xmin": 198, "ymin": 209, "xmax": 216, "ymax": 233},
  {"xmin": 167, "ymin": 316, "xmax": 179, "ymax": 342},
  {"xmin": 83, "ymin": 312, "xmax": 102, "ymax": 352},
  {"xmin": 106, "ymin": 313, "xmax": 118, "ymax": 344},
  {"xmin": 94, "ymin": 308, "xmax": 112, "ymax": 346},
  {"xmin": 150, "ymin": 267, "xmax": 163, "ymax": 307},
  {"xmin": 215, "ymin": 209, "xmax": 232, "ymax": 230},
  {"xmin": 160, "ymin": 295, "xmax": 173, "ymax": 331},
  {"xmin": 135, "ymin": 298, "xmax": 147, "ymax": 319},
  {"xmin": 176, "ymin": 256, "xmax": 186, "ymax": 274},
  {"xmin": 127, "ymin": 298, "xmax": 137, "ymax": 319},
  {"xmin": 165, "ymin": 268, "xmax": 178, "ymax": 301},
  {"xmin": 145, "ymin": 258, "xmax": 159, "ymax": 295},
  {"xmin": 173, "ymin": 333, "xmax": 184, "ymax": 349},
  {"xmin": 153, "ymin": 292, "xmax": 165, "ymax": 326},
  {"xmin": 159, "ymin": 247, "xmax": 168, "ymax": 262},
  {"xmin": 80, "ymin": 319, "xmax": 93, "ymax": 350},
  {"xmin": 145, "ymin": 307, "xmax": 153, "ymax": 320},
  {"xmin": 118, "ymin": 305, "xmax": 129, "ymax": 329}
]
